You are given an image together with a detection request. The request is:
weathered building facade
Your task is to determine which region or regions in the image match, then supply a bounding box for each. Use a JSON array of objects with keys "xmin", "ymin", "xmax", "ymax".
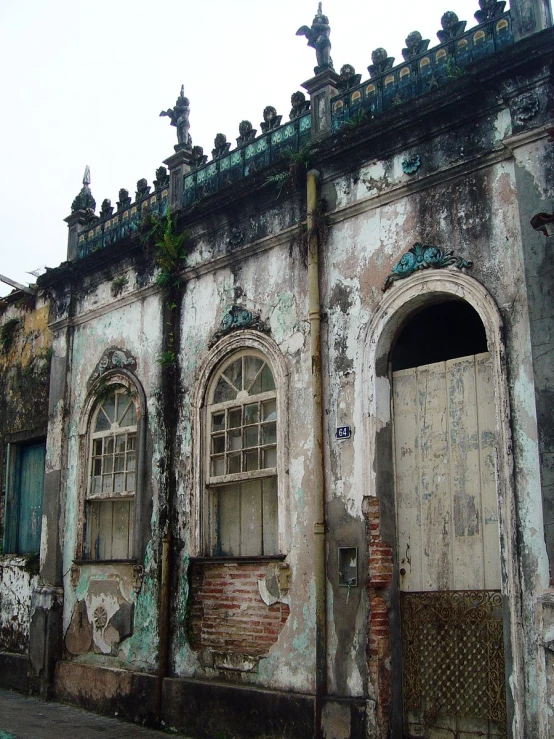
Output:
[{"xmin": 1, "ymin": 1, "xmax": 554, "ymax": 737}]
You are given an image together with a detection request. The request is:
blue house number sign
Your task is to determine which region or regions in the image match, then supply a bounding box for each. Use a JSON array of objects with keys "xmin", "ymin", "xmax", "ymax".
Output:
[{"xmin": 336, "ymin": 426, "xmax": 351, "ymax": 440}]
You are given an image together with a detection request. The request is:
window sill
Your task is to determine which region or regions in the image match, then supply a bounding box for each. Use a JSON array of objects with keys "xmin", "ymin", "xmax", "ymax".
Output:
[
  {"xmin": 191, "ymin": 554, "xmax": 286, "ymax": 564},
  {"xmin": 73, "ymin": 558, "xmax": 138, "ymax": 566}
]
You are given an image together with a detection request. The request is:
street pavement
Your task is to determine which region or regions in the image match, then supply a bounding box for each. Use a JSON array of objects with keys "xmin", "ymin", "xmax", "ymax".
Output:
[{"xmin": 0, "ymin": 688, "xmax": 194, "ymax": 739}]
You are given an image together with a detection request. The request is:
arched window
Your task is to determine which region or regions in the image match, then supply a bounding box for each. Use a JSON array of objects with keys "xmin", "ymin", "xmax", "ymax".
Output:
[
  {"xmin": 205, "ymin": 350, "xmax": 278, "ymax": 556},
  {"xmin": 85, "ymin": 386, "xmax": 138, "ymax": 560}
]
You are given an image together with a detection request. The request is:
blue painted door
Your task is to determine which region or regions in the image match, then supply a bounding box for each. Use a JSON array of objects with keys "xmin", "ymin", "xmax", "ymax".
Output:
[{"xmin": 17, "ymin": 442, "xmax": 45, "ymax": 554}]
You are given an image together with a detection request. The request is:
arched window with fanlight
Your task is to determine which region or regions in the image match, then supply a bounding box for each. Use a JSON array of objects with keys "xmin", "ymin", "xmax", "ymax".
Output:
[
  {"xmin": 85, "ymin": 386, "xmax": 138, "ymax": 560},
  {"xmin": 205, "ymin": 350, "xmax": 279, "ymax": 557}
]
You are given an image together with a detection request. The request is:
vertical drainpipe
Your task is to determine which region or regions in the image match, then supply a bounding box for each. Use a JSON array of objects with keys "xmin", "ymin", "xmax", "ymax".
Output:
[
  {"xmin": 157, "ymin": 531, "xmax": 171, "ymax": 720},
  {"xmin": 307, "ymin": 168, "xmax": 327, "ymax": 738}
]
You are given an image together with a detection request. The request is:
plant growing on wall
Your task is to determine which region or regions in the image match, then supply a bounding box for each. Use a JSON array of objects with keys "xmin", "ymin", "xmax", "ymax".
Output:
[
  {"xmin": 265, "ymin": 145, "xmax": 314, "ymax": 198},
  {"xmin": 0, "ymin": 318, "xmax": 21, "ymax": 354}
]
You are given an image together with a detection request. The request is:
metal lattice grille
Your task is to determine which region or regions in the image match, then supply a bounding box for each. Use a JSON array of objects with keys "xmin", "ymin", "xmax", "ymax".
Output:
[{"xmin": 401, "ymin": 591, "xmax": 506, "ymax": 725}]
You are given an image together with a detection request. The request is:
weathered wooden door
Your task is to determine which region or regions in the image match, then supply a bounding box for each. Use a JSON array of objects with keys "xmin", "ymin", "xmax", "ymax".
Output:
[
  {"xmin": 17, "ymin": 442, "xmax": 46, "ymax": 554},
  {"xmin": 393, "ymin": 352, "xmax": 506, "ymax": 737}
]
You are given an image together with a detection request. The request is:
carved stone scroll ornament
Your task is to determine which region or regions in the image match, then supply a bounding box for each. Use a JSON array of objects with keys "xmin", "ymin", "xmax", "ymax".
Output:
[
  {"xmin": 132, "ymin": 565, "xmax": 144, "ymax": 594},
  {"xmin": 209, "ymin": 305, "xmax": 270, "ymax": 347},
  {"xmin": 88, "ymin": 347, "xmax": 137, "ymax": 387},
  {"xmin": 383, "ymin": 243, "xmax": 473, "ymax": 291}
]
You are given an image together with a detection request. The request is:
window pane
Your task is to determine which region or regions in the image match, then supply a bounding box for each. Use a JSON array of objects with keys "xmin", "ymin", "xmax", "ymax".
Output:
[
  {"xmin": 215, "ymin": 485, "xmax": 240, "ymax": 556},
  {"xmin": 244, "ymin": 403, "xmax": 259, "ymax": 424},
  {"xmin": 114, "ymin": 454, "xmax": 125, "ymax": 472},
  {"xmin": 93, "ymin": 439, "xmax": 103, "ymax": 456},
  {"xmin": 118, "ymin": 399, "xmax": 136, "ymax": 427},
  {"xmin": 262, "ymin": 446, "xmax": 277, "ymax": 468},
  {"xmin": 116, "ymin": 435, "xmax": 126, "ymax": 454},
  {"xmin": 94, "ymin": 409, "xmax": 111, "ymax": 432},
  {"xmin": 228, "ymin": 409, "xmax": 241, "ymax": 429},
  {"xmin": 127, "ymin": 435, "xmax": 136, "ymax": 451},
  {"xmin": 262, "ymin": 477, "xmax": 278, "ymax": 555},
  {"xmin": 211, "ymin": 456, "xmax": 225, "ymax": 476},
  {"xmin": 101, "ymin": 395, "xmax": 116, "ymax": 425},
  {"xmin": 244, "ymin": 357, "xmax": 263, "ymax": 392},
  {"xmin": 228, "ymin": 453, "xmax": 241, "ymax": 474},
  {"xmin": 212, "ymin": 412, "xmax": 225, "ymax": 431},
  {"xmin": 93, "ymin": 458, "xmax": 102, "ymax": 476},
  {"xmin": 240, "ymin": 480, "xmax": 262, "ymax": 556},
  {"xmin": 126, "ymin": 472, "xmax": 135, "ymax": 491},
  {"xmin": 114, "ymin": 472, "xmax": 125, "ymax": 492},
  {"xmin": 244, "ymin": 426, "xmax": 258, "ymax": 448},
  {"xmin": 104, "ymin": 455, "xmax": 114, "ymax": 473},
  {"xmin": 102, "ymin": 475, "xmax": 113, "ymax": 493},
  {"xmin": 93, "ymin": 475, "xmax": 102, "ymax": 494},
  {"xmin": 224, "ymin": 358, "xmax": 242, "ymax": 391},
  {"xmin": 262, "ymin": 399, "xmax": 277, "ymax": 422},
  {"xmin": 111, "ymin": 500, "xmax": 132, "ymax": 559},
  {"xmin": 228, "ymin": 429, "xmax": 242, "ymax": 451},
  {"xmin": 211, "ymin": 434, "xmax": 225, "ymax": 454},
  {"xmin": 214, "ymin": 376, "xmax": 235, "ymax": 403},
  {"xmin": 127, "ymin": 453, "xmax": 136, "ymax": 472},
  {"xmin": 261, "ymin": 364, "xmax": 275, "ymax": 392},
  {"xmin": 244, "ymin": 450, "xmax": 259, "ymax": 471},
  {"xmin": 105, "ymin": 437, "xmax": 114, "ymax": 455},
  {"xmin": 262, "ymin": 422, "xmax": 277, "ymax": 445}
]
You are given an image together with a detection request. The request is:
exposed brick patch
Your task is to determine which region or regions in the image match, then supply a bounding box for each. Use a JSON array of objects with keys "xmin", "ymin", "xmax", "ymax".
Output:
[
  {"xmin": 189, "ymin": 561, "xmax": 289, "ymax": 657},
  {"xmin": 364, "ymin": 496, "xmax": 393, "ymax": 738}
]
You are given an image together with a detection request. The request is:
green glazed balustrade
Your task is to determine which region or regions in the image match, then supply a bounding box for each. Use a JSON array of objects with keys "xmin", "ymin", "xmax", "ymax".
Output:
[
  {"xmin": 77, "ymin": 190, "xmax": 169, "ymax": 259},
  {"xmin": 183, "ymin": 114, "xmax": 312, "ymax": 209},
  {"xmin": 332, "ymin": 12, "xmax": 513, "ymax": 132}
]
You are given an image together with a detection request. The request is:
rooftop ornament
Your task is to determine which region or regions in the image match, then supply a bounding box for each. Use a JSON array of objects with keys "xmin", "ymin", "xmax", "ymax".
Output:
[
  {"xmin": 100, "ymin": 199, "xmax": 114, "ymax": 219},
  {"xmin": 437, "ymin": 11, "xmax": 467, "ymax": 43},
  {"xmin": 154, "ymin": 166, "xmax": 169, "ymax": 190},
  {"xmin": 337, "ymin": 64, "xmax": 362, "ymax": 92},
  {"xmin": 237, "ymin": 120, "xmax": 257, "ymax": 147},
  {"xmin": 160, "ymin": 85, "xmax": 192, "ymax": 151},
  {"xmin": 289, "ymin": 91, "xmax": 310, "ymax": 119},
  {"xmin": 117, "ymin": 188, "xmax": 132, "ymax": 212},
  {"xmin": 474, "ymin": 0, "xmax": 506, "ymax": 22},
  {"xmin": 191, "ymin": 146, "xmax": 208, "ymax": 169},
  {"xmin": 297, "ymin": 2, "xmax": 333, "ymax": 75},
  {"xmin": 135, "ymin": 178, "xmax": 151, "ymax": 201},
  {"xmin": 402, "ymin": 31, "xmax": 430, "ymax": 60},
  {"xmin": 368, "ymin": 48, "xmax": 395, "ymax": 78},
  {"xmin": 212, "ymin": 134, "xmax": 231, "ymax": 160},
  {"xmin": 71, "ymin": 166, "xmax": 96, "ymax": 214},
  {"xmin": 260, "ymin": 107, "xmax": 283, "ymax": 133}
]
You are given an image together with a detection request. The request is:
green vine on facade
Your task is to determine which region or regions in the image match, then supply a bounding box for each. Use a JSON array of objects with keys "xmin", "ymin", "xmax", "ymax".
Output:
[
  {"xmin": 0, "ymin": 318, "xmax": 21, "ymax": 354},
  {"xmin": 265, "ymin": 145, "xmax": 314, "ymax": 198}
]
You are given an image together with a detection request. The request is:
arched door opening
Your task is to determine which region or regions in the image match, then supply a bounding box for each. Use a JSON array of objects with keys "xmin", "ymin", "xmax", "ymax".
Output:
[{"xmin": 390, "ymin": 299, "xmax": 506, "ymax": 737}]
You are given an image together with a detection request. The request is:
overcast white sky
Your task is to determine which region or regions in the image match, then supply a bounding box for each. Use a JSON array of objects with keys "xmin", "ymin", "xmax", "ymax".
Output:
[{"xmin": 0, "ymin": 0, "xmax": 496, "ymax": 296}]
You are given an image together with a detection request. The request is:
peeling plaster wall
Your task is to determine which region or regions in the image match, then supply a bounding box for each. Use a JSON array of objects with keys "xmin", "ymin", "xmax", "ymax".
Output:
[
  {"xmin": 35, "ymin": 40, "xmax": 554, "ymax": 736},
  {"xmin": 0, "ymin": 297, "xmax": 51, "ymax": 655}
]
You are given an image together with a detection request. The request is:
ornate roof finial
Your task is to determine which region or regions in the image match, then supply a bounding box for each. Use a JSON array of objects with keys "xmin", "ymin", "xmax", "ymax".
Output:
[
  {"xmin": 71, "ymin": 165, "xmax": 96, "ymax": 214},
  {"xmin": 296, "ymin": 3, "xmax": 333, "ymax": 74},
  {"xmin": 160, "ymin": 85, "xmax": 192, "ymax": 152}
]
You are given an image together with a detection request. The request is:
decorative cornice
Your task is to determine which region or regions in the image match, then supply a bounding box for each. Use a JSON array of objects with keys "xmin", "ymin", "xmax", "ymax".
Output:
[
  {"xmin": 383, "ymin": 242, "xmax": 472, "ymax": 291},
  {"xmin": 209, "ymin": 305, "xmax": 270, "ymax": 348}
]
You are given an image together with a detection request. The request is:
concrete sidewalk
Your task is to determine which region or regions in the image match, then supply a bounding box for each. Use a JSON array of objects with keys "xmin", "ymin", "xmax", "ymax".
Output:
[{"xmin": 0, "ymin": 688, "xmax": 195, "ymax": 738}]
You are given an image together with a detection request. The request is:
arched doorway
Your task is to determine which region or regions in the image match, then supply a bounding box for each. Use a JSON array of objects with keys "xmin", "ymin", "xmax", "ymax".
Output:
[
  {"xmin": 391, "ymin": 300, "xmax": 505, "ymax": 737},
  {"xmin": 362, "ymin": 273, "xmax": 523, "ymax": 738}
]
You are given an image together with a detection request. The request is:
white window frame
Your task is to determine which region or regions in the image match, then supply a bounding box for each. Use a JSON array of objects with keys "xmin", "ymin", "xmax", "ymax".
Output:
[
  {"xmin": 192, "ymin": 331, "xmax": 289, "ymax": 558},
  {"xmin": 78, "ymin": 372, "xmax": 144, "ymax": 562}
]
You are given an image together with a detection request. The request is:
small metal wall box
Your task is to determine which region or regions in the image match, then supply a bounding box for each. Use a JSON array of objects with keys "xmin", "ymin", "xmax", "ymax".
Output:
[{"xmin": 338, "ymin": 546, "xmax": 358, "ymax": 587}]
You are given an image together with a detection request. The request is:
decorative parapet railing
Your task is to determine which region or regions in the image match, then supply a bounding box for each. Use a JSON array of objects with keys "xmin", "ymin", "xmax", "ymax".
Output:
[
  {"xmin": 182, "ymin": 114, "xmax": 312, "ymax": 209},
  {"xmin": 77, "ymin": 187, "xmax": 169, "ymax": 259},
  {"xmin": 331, "ymin": 12, "xmax": 513, "ymax": 131}
]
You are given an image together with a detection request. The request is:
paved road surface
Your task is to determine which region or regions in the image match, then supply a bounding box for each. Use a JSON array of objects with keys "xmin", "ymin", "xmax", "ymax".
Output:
[{"xmin": 0, "ymin": 688, "xmax": 195, "ymax": 739}]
